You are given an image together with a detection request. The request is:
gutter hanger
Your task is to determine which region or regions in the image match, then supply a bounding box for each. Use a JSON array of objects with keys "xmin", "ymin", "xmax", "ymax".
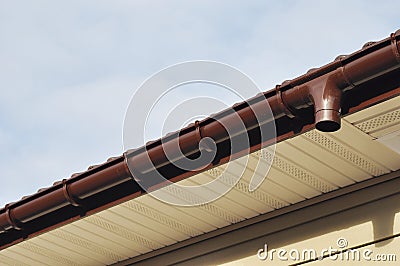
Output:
[{"xmin": 1, "ymin": 29, "xmax": 400, "ymax": 247}]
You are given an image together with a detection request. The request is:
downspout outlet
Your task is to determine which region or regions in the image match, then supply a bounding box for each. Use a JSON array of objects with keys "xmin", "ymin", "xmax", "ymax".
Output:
[
  {"xmin": 315, "ymin": 109, "xmax": 341, "ymax": 132},
  {"xmin": 308, "ymin": 73, "xmax": 344, "ymax": 132}
]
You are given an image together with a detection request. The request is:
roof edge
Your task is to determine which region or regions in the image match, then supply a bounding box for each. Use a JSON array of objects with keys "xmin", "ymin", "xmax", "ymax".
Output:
[{"xmin": 1, "ymin": 29, "xmax": 400, "ymax": 249}]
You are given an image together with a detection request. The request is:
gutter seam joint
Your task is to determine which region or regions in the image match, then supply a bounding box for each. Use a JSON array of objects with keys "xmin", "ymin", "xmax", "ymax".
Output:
[
  {"xmin": 275, "ymin": 85, "xmax": 296, "ymax": 118},
  {"xmin": 62, "ymin": 179, "xmax": 82, "ymax": 207},
  {"xmin": 4, "ymin": 205, "xmax": 22, "ymax": 231},
  {"xmin": 391, "ymin": 33, "xmax": 400, "ymax": 64}
]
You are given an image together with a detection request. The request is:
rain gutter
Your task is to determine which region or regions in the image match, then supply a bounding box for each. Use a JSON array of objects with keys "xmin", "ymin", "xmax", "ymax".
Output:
[{"xmin": 1, "ymin": 29, "xmax": 400, "ymax": 248}]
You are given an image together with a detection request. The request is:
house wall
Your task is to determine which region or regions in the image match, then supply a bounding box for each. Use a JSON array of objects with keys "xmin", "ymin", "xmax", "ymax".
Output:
[{"xmin": 219, "ymin": 194, "xmax": 400, "ymax": 265}]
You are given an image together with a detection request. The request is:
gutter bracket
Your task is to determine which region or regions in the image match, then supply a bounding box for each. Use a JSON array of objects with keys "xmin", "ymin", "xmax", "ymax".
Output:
[
  {"xmin": 195, "ymin": 120, "xmax": 215, "ymax": 153},
  {"xmin": 62, "ymin": 179, "xmax": 82, "ymax": 208},
  {"xmin": 4, "ymin": 205, "xmax": 22, "ymax": 231},
  {"xmin": 391, "ymin": 31, "xmax": 400, "ymax": 64},
  {"xmin": 275, "ymin": 85, "xmax": 296, "ymax": 118}
]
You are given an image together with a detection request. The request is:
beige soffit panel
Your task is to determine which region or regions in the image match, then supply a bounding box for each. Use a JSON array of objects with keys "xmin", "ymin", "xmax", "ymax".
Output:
[
  {"xmin": 345, "ymin": 95, "xmax": 400, "ymax": 138},
  {"xmin": 2, "ymin": 97, "xmax": 400, "ymax": 266},
  {"xmin": 377, "ymin": 130, "xmax": 400, "ymax": 155}
]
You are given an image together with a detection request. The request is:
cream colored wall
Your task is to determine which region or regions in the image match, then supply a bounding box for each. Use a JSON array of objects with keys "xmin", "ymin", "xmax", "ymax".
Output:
[{"xmin": 221, "ymin": 207, "xmax": 400, "ymax": 265}]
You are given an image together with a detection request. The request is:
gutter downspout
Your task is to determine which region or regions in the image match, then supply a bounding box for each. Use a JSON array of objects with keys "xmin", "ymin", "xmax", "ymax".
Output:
[
  {"xmin": 0, "ymin": 30, "xmax": 399, "ymax": 239},
  {"xmin": 127, "ymin": 30, "xmax": 400, "ymax": 175}
]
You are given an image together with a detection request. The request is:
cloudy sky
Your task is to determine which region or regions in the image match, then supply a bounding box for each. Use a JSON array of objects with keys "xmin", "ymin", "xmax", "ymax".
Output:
[{"xmin": 0, "ymin": 0, "xmax": 399, "ymax": 206}]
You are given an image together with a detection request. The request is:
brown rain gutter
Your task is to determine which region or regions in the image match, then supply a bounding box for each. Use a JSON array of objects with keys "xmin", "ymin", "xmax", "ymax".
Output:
[
  {"xmin": 1, "ymin": 29, "xmax": 400, "ymax": 249},
  {"xmin": 126, "ymin": 29, "xmax": 400, "ymax": 177}
]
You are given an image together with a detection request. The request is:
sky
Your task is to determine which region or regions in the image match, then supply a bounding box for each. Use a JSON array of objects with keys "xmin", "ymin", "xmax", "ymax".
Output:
[{"xmin": 0, "ymin": 0, "xmax": 399, "ymax": 206}]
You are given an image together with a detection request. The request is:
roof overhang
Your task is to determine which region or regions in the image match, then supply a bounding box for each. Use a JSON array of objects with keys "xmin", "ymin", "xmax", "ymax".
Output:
[{"xmin": 1, "ymin": 29, "xmax": 400, "ymax": 264}]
